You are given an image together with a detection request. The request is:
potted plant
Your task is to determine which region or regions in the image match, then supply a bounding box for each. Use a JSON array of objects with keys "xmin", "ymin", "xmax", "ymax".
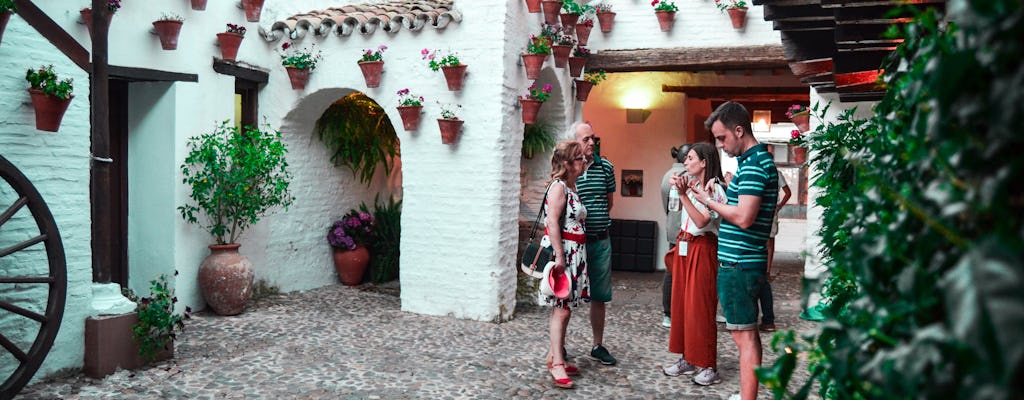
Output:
[
  {"xmin": 395, "ymin": 88, "xmax": 424, "ymax": 131},
  {"xmin": 152, "ymin": 13, "xmax": 184, "ymax": 50},
  {"xmin": 559, "ymin": 0, "xmax": 591, "ymax": 32},
  {"xmin": 520, "ymin": 83, "xmax": 552, "ymax": 125},
  {"xmin": 241, "ymin": 0, "xmax": 264, "ymax": 22},
  {"xmin": 327, "ymin": 209, "xmax": 375, "ymax": 286},
  {"xmin": 436, "ymin": 102, "xmax": 463, "ymax": 144},
  {"xmin": 1, "ymin": 0, "xmax": 15, "ymax": 47},
  {"xmin": 522, "ymin": 34, "xmax": 551, "ymax": 80},
  {"xmin": 421, "ymin": 48, "xmax": 466, "ymax": 91},
  {"xmin": 25, "ymin": 65, "xmax": 74, "ymax": 132},
  {"xmin": 178, "ymin": 121, "xmax": 294, "ymax": 315},
  {"xmin": 216, "ymin": 23, "xmax": 246, "ymax": 62},
  {"xmin": 80, "ymin": 0, "xmax": 121, "ymax": 38},
  {"xmin": 623, "ymin": 174, "xmax": 642, "ymax": 196},
  {"xmin": 541, "ymin": 0, "xmax": 562, "ymax": 24},
  {"xmin": 522, "ymin": 122, "xmax": 557, "ymax": 159},
  {"xmin": 652, "ymin": 0, "xmax": 678, "ymax": 32},
  {"xmin": 280, "ymin": 42, "xmax": 322, "ymax": 90},
  {"xmin": 358, "ymin": 45, "xmax": 387, "ymax": 88},
  {"xmin": 551, "ymin": 28, "xmax": 576, "ymax": 68},
  {"xmin": 575, "ymin": 17, "xmax": 594, "ymax": 46},
  {"xmin": 786, "ymin": 103, "xmax": 811, "ymax": 132},
  {"xmin": 575, "ymin": 69, "xmax": 605, "ymax": 101},
  {"xmin": 568, "ymin": 46, "xmax": 590, "ymax": 78},
  {"xmin": 190, "ymin": 0, "xmax": 207, "ymax": 10},
  {"xmin": 361, "ymin": 196, "xmax": 402, "ymax": 283},
  {"xmin": 715, "ymin": 0, "xmax": 749, "ymax": 29},
  {"xmin": 131, "ymin": 272, "xmax": 192, "ymax": 362},
  {"xmin": 789, "ymin": 129, "xmax": 807, "ymax": 164},
  {"xmin": 595, "ymin": 2, "xmax": 615, "ymax": 33}
]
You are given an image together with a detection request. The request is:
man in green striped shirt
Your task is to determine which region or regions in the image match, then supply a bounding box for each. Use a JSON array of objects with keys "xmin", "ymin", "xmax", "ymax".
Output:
[{"xmin": 691, "ymin": 102, "xmax": 777, "ymax": 400}]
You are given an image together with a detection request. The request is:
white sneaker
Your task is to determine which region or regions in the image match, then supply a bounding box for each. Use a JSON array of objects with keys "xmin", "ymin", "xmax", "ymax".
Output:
[
  {"xmin": 662, "ymin": 357, "xmax": 696, "ymax": 376},
  {"xmin": 662, "ymin": 315, "xmax": 672, "ymax": 328},
  {"xmin": 692, "ymin": 367, "xmax": 722, "ymax": 385}
]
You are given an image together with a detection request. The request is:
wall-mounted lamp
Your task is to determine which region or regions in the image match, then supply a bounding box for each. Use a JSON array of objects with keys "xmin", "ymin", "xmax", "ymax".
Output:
[
  {"xmin": 752, "ymin": 110, "xmax": 771, "ymax": 133},
  {"xmin": 626, "ymin": 108, "xmax": 652, "ymax": 124}
]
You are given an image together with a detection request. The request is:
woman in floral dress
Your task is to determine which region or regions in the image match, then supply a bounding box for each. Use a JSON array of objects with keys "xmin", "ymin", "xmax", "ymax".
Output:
[{"xmin": 540, "ymin": 140, "xmax": 588, "ymax": 389}]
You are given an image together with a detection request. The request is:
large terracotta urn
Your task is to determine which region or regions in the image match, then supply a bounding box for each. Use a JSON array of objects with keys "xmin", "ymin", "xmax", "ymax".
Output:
[
  {"xmin": 198, "ymin": 244, "xmax": 254, "ymax": 316},
  {"xmin": 333, "ymin": 245, "xmax": 370, "ymax": 286}
]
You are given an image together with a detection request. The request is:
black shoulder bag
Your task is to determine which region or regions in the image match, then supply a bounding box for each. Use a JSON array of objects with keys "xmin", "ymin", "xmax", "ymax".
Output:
[{"xmin": 520, "ymin": 182, "xmax": 564, "ymax": 278}]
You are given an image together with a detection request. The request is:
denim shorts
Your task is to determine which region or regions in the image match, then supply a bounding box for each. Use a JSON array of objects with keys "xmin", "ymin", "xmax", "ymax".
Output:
[
  {"xmin": 586, "ymin": 237, "xmax": 612, "ymax": 302},
  {"xmin": 717, "ymin": 263, "xmax": 766, "ymax": 331}
]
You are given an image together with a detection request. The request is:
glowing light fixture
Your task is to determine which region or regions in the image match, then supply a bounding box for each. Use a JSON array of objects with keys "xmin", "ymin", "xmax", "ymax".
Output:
[
  {"xmin": 626, "ymin": 108, "xmax": 652, "ymax": 123},
  {"xmin": 752, "ymin": 110, "xmax": 771, "ymax": 133}
]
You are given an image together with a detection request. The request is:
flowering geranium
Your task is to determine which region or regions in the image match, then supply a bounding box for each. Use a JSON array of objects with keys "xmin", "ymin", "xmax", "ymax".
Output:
[
  {"xmin": 105, "ymin": 0, "xmax": 121, "ymax": 12},
  {"xmin": 540, "ymin": 23, "xmax": 561, "ymax": 41},
  {"xmin": 789, "ymin": 129, "xmax": 805, "ymax": 145},
  {"xmin": 397, "ymin": 88, "xmax": 424, "ymax": 107},
  {"xmin": 578, "ymin": 17, "xmax": 595, "ymax": 28},
  {"xmin": 438, "ymin": 102, "xmax": 461, "ymax": 120},
  {"xmin": 652, "ymin": 0, "xmax": 678, "ymax": 12},
  {"xmin": 280, "ymin": 42, "xmax": 322, "ymax": 70},
  {"xmin": 327, "ymin": 209, "xmax": 375, "ymax": 250},
  {"xmin": 225, "ymin": 23, "xmax": 246, "ymax": 35},
  {"xmin": 573, "ymin": 46, "xmax": 591, "ymax": 58},
  {"xmin": 582, "ymin": 70, "xmax": 607, "ymax": 85},
  {"xmin": 553, "ymin": 29, "xmax": 577, "ymax": 46},
  {"xmin": 785, "ymin": 104, "xmax": 810, "ymax": 119},
  {"xmin": 595, "ymin": 3, "xmax": 613, "ymax": 13},
  {"xmin": 526, "ymin": 35, "xmax": 552, "ymax": 55},
  {"xmin": 714, "ymin": 0, "xmax": 748, "ymax": 11},
  {"xmin": 524, "ymin": 83, "xmax": 553, "ymax": 102},
  {"xmin": 359, "ymin": 45, "xmax": 387, "ymax": 62},
  {"xmin": 421, "ymin": 48, "xmax": 460, "ymax": 71}
]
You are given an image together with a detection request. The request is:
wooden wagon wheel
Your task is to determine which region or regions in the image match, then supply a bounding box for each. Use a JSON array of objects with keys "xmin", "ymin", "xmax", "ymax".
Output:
[{"xmin": 0, "ymin": 155, "xmax": 67, "ymax": 399}]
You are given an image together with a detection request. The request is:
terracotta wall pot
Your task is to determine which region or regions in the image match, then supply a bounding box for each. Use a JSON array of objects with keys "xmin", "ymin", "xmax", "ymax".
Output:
[
  {"xmin": 80, "ymin": 8, "xmax": 114, "ymax": 38},
  {"xmin": 727, "ymin": 7, "xmax": 748, "ymax": 29},
  {"xmin": 285, "ymin": 66, "xmax": 310, "ymax": 90},
  {"xmin": 519, "ymin": 98, "xmax": 543, "ymax": 125},
  {"xmin": 574, "ymin": 23, "xmax": 592, "ymax": 46},
  {"xmin": 437, "ymin": 118, "xmax": 464, "ymax": 144},
  {"xmin": 198, "ymin": 244, "xmax": 254, "ymax": 316},
  {"xmin": 541, "ymin": 0, "xmax": 562, "ymax": 24},
  {"xmin": 790, "ymin": 113, "xmax": 810, "ymax": 132},
  {"xmin": 597, "ymin": 11, "xmax": 615, "ymax": 33},
  {"xmin": 440, "ymin": 64, "xmax": 467, "ymax": 91},
  {"xmin": 241, "ymin": 0, "xmax": 264, "ymax": 22},
  {"xmin": 358, "ymin": 60, "xmax": 384, "ymax": 88},
  {"xmin": 153, "ymin": 20, "xmax": 183, "ymax": 50},
  {"xmin": 655, "ymin": 11, "xmax": 676, "ymax": 32},
  {"xmin": 27, "ymin": 90, "xmax": 73, "ymax": 132},
  {"xmin": 790, "ymin": 146, "xmax": 808, "ymax": 164},
  {"xmin": 574, "ymin": 80, "xmax": 594, "ymax": 102},
  {"xmin": 216, "ymin": 32, "xmax": 244, "ymax": 61},
  {"xmin": 559, "ymin": 13, "xmax": 579, "ymax": 32},
  {"xmin": 1, "ymin": 11, "xmax": 11, "ymax": 46},
  {"xmin": 191, "ymin": 0, "xmax": 208, "ymax": 10},
  {"xmin": 568, "ymin": 56, "xmax": 586, "ymax": 78},
  {"xmin": 525, "ymin": 0, "xmax": 542, "ymax": 13},
  {"xmin": 396, "ymin": 105, "xmax": 423, "ymax": 131},
  {"xmin": 551, "ymin": 45, "xmax": 571, "ymax": 68},
  {"xmin": 333, "ymin": 245, "xmax": 370, "ymax": 286},
  {"xmin": 521, "ymin": 53, "xmax": 546, "ymax": 80}
]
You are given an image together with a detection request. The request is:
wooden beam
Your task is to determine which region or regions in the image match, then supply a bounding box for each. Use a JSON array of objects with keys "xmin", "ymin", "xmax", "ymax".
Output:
[
  {"xmin": 105, "ymin": 65, "xmax": 199, "ymax": 82},
  {"xmin": 780, "ymin": 30, "xmax": 836, "ymax": 61},
  {"xmin": 89, "ymin": 0, "xmax": 113, "ymax": 283},
  {"xmin": 13, "ymin": 0, "xmax": 89, "ymax": 71},
  {"xmin": 763, "ymin": 3, "xmax": 834, "ymax": 21},
  {"xmin": 587, "ymin": 45, "xmax": 788, "ymax": 72},
  {"xmin": 663, "ymin": 85, "xmax": 810, "ymax": 101},
  {"xmin": 212, "ymin": 59, "xmax": 269, "ymax": 83},
  {"xmin": 773, "ymin": 19, "xmax": 835, "ymax": 31}
]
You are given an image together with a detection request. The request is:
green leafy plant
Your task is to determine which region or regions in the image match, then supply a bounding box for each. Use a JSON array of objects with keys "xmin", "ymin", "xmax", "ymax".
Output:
[
  {"xmin": 785, "ymin": 103, "xmax": 809, "ymax": 119},
  {"xmin": 132, "ymin": 272, "xmax": 191, "ymax": 362},
  {"xmin": 280, "ymin": 42, "xmax": 322, "ymax": 70},
  {"xmin": 104, "ymin": 0, "xmax": 121, "ymax": 12},
  {"xmin": 315, "ymin": 92, "xmax": 400, "ymax": 185},
  {"xmin": 25, "ymin": 65, "xmax": 73, "ymax": 100},
  {"xmin": 562, "ymin": 0, "xmax": 593, "ymax": 14},
  {"xmin": 652, "ymin": 0, "xmax": 678, "ymax": 12},
  {"xmin": 572, "ymin": 46, "xmax": 592, "ymax": 58},
  {"xmin": 1, "ymin": 0, "xmax": 17, "ymax": 13},
  {"xmin": 714, "ymin": 0, "xmax": 747, "ymax": 11},
  {"xmin": 438, "ymin": 102, "xmax": 461, "ymax": 120},
  {"xmin": 553, "ymin": 29, "xmax": 576, "ymax": 46},
  {"xmin": 225, "ymin": 23, "xmax": 246, "ymax": 35},
  {"xmin": 522, "ymin": 122, "xmax": 557, "ymax": 159},
  {"xmin": 526, "ymin": 35, "xmax": 552, "ymax": 55},
  {"xmin": 360, "ymin": 195, "xmax": 401, "ymax": 283},
  {"xmin": 178, "ymin": 120, "xmax": 295, "ymax": 244},
  {"xmin": 421, "ymin": 48, "xmax": 460, "ymax": 71},
  {"xmin": 582, "ymin": 70, "xmax": 607, "ymax": 85},
  {"xmin": 396, "ymin": 88, "xmax": 423, "ymax": 107},
  {"xmin": 359, "ymin": 44, "xmax": 387, "ymax": 62},
  {"xmin": 158, "ymin": 12, "xmax": 183, "ymax": 21},
  {"xmin": 524, "ymin": 83, "xmax": 552, "ymax": 102}
]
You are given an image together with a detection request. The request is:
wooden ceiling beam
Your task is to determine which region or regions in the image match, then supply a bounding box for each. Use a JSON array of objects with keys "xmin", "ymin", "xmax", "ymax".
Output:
[{"xmin": 587, "ymin": 45, "xmax": 788, "ymax": 72}]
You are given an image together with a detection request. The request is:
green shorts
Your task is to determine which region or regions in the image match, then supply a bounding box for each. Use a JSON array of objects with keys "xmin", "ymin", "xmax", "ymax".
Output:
[
  {"xmin": 717, "ymin": 263, "xmax": 766, "ymax": 331},
  {"xmin": 586, "ymin": 237, "xmax": 612, "ymax": 303}
]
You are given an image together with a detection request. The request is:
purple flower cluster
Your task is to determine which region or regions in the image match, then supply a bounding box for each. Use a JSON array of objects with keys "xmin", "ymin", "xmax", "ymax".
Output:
[{"xmin": 327, "ymin": 210, "xmax": 375, "ymax": 250}]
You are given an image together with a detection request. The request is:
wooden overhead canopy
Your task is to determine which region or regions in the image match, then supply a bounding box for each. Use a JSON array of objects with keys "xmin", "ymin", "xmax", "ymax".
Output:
[
  {"xmin": 587, "ymin": 45, "xmax": 789, "ymax": 73},
  {"xmin": 755, "ymin": 0, "xmax": 945, "ymax": 102}
]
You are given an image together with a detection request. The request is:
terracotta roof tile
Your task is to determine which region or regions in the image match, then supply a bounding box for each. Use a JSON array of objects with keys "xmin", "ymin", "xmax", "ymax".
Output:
[{"xmin": 259, "ymin": 0, "xmax": 460, "ymax": 41}]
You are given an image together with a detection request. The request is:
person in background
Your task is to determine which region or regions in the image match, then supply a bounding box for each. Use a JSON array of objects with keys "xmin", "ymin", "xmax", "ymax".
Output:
[
  {"xmin": 540, "ymin": 140, "xmax": 590, "ymax": 389},
  {"xmin": 759, "ymin": 171, "xmax": 792, "ymax": 332},
  {"xmin": 659, "ymin": 143, "xmax": 691, "ymax": 328},
  {"xmin": 569, "ymin": 122, "xmax": 619, "ymax": 366}
]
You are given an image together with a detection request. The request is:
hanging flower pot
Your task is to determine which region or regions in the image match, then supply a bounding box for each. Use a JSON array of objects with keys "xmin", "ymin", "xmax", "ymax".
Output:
[
  {"xmin": 574, "ymin": 79, "xmax": 594, "ymax": 102},
  {"xmin": 80, "ymin": 8, "xmax": 114, "ymax": 38},
  {"xmin": 520, "ymin": 98, "xmax": 543, "ymax": 125},
  {"xmin": 153, "ymin": 19, "xmax": 184, "ymax": 50},
  {"xmin": 541, "ymin": 0, "xmax": 562, "ymax": 24},
  {"xmin": 241, "ymin": 0, "xmax": 264, "ymax": 22},
  {"xmin": 559, "ymin": 13, "xmax": 580, "ymax": 33},
  {"xmin": 524, "ymin": 0, "xmax": 542, "ymax": 13},
  {"xmin": 216, "ymin": 32, "xmax": 244, "ymax": 61},
  {"xmin": 727, "ymin": 7, "xmax": 748, "ymax": 29},
  {"xmin": 790, "ymin": 145, "xmax": 808, "ymax": 164},
  {"xmin": 190, "ymin": 0, "xmax": 208, "ymax": 11},
  {"xmin": 521, "ymin": 53, "xmax": 547, "ymax": 80},
  {"xmin": 285, "ymin": 66, "xmax": 310, "ymax": 90},
  {"xmin": 358, "ymin": 60, "xmax": 384, "ymax": 88},
  {"xmin": 440, "ymin": 64, "xmax": 467, "ymax": 91},
  {"xmin": 551, "ymin": 45, "xmax": 571, "ymax": 68},
  {"xmin": 655, "ymin": 11, "xmax": 676, "ymax": 32},
  {"xmin": 27, "ymin": 90, "xmax": 73, "ymax": 132},
  {"xmin": 1, "ymin": 11, "xmax": 11, "ymax": 47},
  {"xmin": 333, "ymin": 245, "xmax": 370, "ymax": 286},
  {"xmin": 396, "ymin": 105, "xmax": 423, "ymax": 131},
  {"xmin": 597, "ymin": 11, "xmax": 616, "ymax": 33},
  {"xmin": 790, "ymin": 113, "xmax": 810, "ymax": 132},
  {"xmin": 437, "ymin": 118, "xmax": 464, "ymax": 145},
  {"xmin": 568, "ymin": 56, "xmax": 586, "ymax": 78},
  {"xmin": 198, "ymin": 244, "xmax": 255, "ymax": 315},
  {"xmin": 575, "ymin": 23, "xmax": 592, "ymax": 46}
]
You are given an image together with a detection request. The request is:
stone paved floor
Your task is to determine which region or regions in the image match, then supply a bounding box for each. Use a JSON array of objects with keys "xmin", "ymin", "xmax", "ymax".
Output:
[{"xmin": 18, "ymin": 252, "xmax": 816, "ymax": 400}]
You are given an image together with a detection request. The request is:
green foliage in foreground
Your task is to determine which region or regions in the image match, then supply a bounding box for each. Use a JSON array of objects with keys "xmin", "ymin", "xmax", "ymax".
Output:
[
  {"xmin": 361, "ymin": 195, "xmax": 401, "ymax": 283},
  {"xmin": 315, "ymin": 93, "xmax": 400, "ymax": 186}
]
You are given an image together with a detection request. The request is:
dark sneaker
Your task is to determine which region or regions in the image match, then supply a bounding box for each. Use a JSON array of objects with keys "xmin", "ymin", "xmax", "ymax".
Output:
[
  {"xmin": 662, "ymin": 357, "xmax": 696, "ymax": 376},
  {"xmin": 692, "ymin": 367, "xmax": 722, "ymax": 386},
  {"xmin": 760, "ymin": 323, "xmax": 776, "ymax": 332},
  {"xmin": 590, "ymin": 344, "xmax": 617, "ymax": 365}
]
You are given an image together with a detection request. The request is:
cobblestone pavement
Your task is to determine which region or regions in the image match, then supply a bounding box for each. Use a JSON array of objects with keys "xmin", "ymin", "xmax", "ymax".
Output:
[{"xmin": 18, "ymin": 252, "xmax": 817, "ymax": 400}]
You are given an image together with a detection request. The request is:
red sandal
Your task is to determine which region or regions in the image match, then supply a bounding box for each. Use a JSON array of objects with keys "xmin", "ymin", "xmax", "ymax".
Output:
[
  {"xmin": 546, "ymin": 360, "xmax": 580, "ymax": 375},
  {"xmin": 548, "ymin": 363, "xmax": 575, "ymax": 389}
]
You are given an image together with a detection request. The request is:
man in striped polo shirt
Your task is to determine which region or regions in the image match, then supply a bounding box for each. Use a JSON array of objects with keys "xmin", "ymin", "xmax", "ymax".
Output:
[
  {"xmin": 691, "ymin": 102, "xmax": 778, "ymax": 400},
  {"xmin": 570, "ymin": 122, "xmax": 618, "ymax": 366}
]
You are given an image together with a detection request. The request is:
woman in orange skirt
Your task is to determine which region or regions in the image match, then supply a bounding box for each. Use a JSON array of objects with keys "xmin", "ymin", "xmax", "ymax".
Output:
[{"xmin": 662, "ymin": 143, "xmax": 727, "ymax": 386}]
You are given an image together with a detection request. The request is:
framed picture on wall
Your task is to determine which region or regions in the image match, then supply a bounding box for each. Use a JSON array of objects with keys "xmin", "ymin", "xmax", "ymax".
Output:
[{"xmin": 621, "ymin": 170, "xmax": 643, "ymax": 197}]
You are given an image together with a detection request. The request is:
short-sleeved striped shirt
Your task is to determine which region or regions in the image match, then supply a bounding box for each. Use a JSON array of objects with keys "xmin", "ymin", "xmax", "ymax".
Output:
[
  {"xmin": 718, "ymin": 144, "xmax": 778, "ymax": 269},
  {"xmin": 576, "ymin": 156, "xmax": 616, "ymax": 234}
]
